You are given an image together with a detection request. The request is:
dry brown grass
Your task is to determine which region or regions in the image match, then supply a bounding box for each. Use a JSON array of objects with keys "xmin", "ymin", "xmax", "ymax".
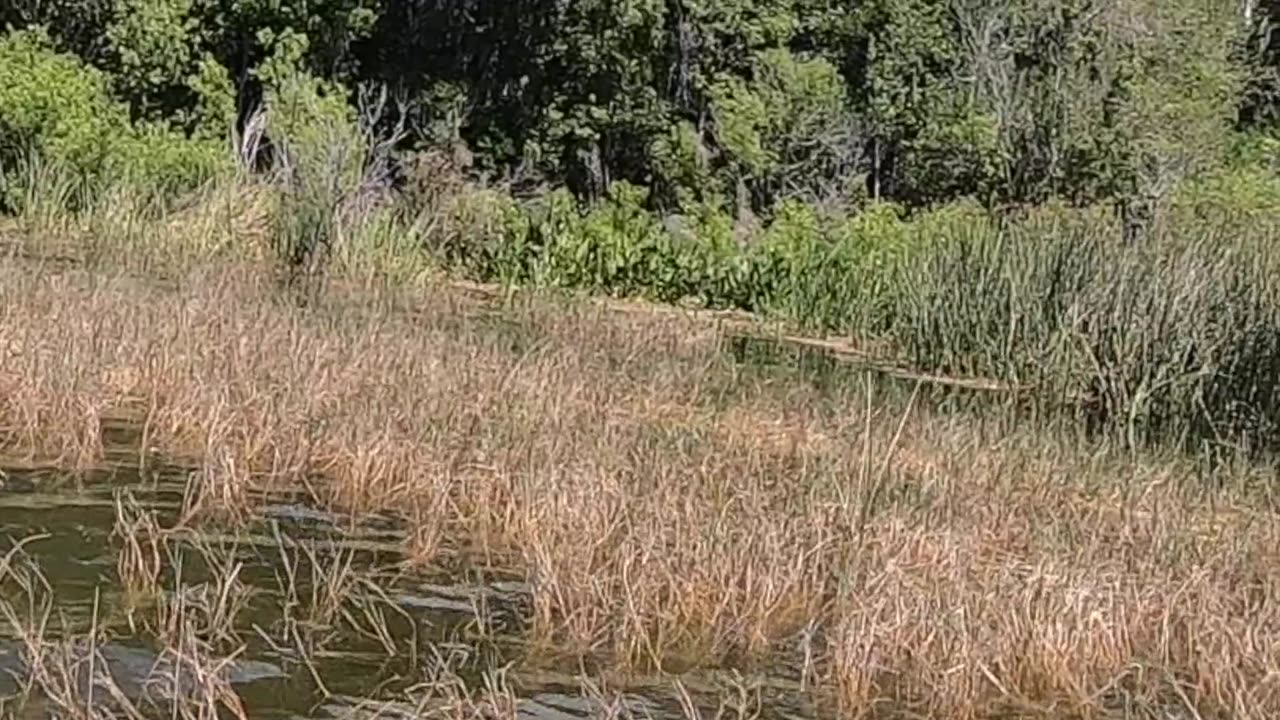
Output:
[{"xmin": 2, "ymin": 254, "xmax": 1280, "ymax": 719}]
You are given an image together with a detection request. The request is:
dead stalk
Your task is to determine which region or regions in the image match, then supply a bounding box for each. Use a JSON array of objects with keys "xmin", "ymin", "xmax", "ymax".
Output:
[{"xmin": 2, "ymin": 249, "xmax": 1280, "ymax": 717}]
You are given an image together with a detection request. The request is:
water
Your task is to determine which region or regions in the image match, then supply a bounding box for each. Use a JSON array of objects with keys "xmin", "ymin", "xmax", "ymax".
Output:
[{"xmin": 0, "ymin": 430, "xmax": 820, "ymax": 720}]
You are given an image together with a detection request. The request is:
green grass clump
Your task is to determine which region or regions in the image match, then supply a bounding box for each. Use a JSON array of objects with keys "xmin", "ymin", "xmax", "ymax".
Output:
[{"xmin": 881, "ymin": 200, "xmax": 1280, "ymax": 455}]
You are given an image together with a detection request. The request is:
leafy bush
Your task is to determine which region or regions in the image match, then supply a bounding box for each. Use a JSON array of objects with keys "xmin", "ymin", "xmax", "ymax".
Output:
[
  {"xmin": 0, "ymin": 27, "xmax": 228, "ymax": 211},
  {"xmin": 422, "ymin": 181, "xmax": 530, "ymax": 283},
  {"xmin": 1170, "ymin": 166, "xmax": 1280, "ymax": 222},
  {"xmin": 664, "ymin": 201, "xmax": 748, "ymax": 307},
  {"xmin": 106, "ymin": 123, "xmax": 230, "ymax": 198},
  {"xmin": 747, "ymin": 199, "xmax": 912, "ymax": 331},
  {"xmin": 521, "ymin": 183, "xmax": 679, "ymax": 298},
  {"xmin": 0, "ymin": 28, "xmax": 129, "ymax": 207}
]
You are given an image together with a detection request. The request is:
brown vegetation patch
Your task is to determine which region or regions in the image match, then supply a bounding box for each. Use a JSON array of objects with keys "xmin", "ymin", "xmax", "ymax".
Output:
[{"xmin": 1, "ymin": 258, "xmax": 1279, "ymax": 718}]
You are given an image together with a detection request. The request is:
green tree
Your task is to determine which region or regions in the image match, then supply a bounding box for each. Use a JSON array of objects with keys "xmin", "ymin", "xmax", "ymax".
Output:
[{"xmin": 708, "ymin": 47, "xmax": 860, "ymax": 209}]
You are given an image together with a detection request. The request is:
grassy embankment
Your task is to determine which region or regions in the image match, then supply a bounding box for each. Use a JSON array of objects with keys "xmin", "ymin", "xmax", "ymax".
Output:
[{"xmin": 2, "ymin": 179, "xmax": 1280, "ymax": 719}]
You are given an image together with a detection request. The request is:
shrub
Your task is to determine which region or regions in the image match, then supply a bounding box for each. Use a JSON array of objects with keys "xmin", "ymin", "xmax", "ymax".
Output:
[
  {"xmin": 0, "ymin": 28, "xmax": 129, "ymax": 208},
  {"xmin": 255, "ymin": 29, "xmax": 395, "ymax": 278},
  {"xmin": 664, "ymin": 201, "xmax": 747, "ymax": 308},
  {"xmin": 521, "ymin": 183, "xmax": 676, "ymax": 298},
  {"xmin": 0, "ymin": 27, "xmax": 228, "ymax": 212},
  {"xmin": 749, "ymin": 200, "xmax": 911, "ymax": 332},
  {"xmin": 422, "ymin": 181, "xmax": 530, "ymax": 283},
  {"xmin": 1170, "ymin": 165, "xmax": 1280, "ymax": 223},
  {"xmin": 106, "ymin": 123, "xmax": 229, "ymax": 198}
]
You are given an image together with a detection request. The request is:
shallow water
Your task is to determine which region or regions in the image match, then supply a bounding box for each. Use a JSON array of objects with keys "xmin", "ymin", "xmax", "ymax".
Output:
[{"xmin": 0, "ymin": 431, "xmax": 820, "ymax": 720}]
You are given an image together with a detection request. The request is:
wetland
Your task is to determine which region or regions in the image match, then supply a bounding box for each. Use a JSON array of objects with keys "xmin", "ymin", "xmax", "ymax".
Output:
[{"xmin": 0, "ymin": 257, "xmax": 1277, "ymax": 719}]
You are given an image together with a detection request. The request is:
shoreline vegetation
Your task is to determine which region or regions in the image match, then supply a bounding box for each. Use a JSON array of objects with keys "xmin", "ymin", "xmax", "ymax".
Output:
[
  {"xmin": 4, "ymin": 0, "xmax": 1280, "ymax": 716},
  {"xmin": 1, "ymin": 232, "xmax": 1280, "ymax": 718}
]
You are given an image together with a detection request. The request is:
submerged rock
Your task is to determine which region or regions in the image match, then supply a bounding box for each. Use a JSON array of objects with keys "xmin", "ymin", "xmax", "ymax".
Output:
[
  {"xmin": 0, "ymin": 470, "xmax": 37, "ymax": 494},
  {"xmin": 0, "ymin": 640, "xmax": 287, "ymax": 705}
]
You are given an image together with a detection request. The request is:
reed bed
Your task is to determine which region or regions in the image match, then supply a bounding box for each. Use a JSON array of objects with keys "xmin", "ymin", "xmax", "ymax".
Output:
[{"xmin": 1, "ymin": 252, "xmax": 1279, "ymax": 719}]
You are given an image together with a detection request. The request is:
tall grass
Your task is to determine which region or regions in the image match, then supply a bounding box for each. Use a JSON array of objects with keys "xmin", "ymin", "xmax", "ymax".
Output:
[
  {"xmin": 880, "ymin": 201, "xmax": 1280, "ymax": 455},
  {"xmin": 10, "ymin": 147, "xmax": 1280, "ymax": 460},
  {"xmin": 2, "ymin": 252, "xmax": 1280, "ymax": 717},
  {"xmin": 6, "ymin": 54, "xmax": 1278, "ymax": 462},
  {"xmin": 1, "ymin": 69, "xmax": 1279, "ymax": 717}
]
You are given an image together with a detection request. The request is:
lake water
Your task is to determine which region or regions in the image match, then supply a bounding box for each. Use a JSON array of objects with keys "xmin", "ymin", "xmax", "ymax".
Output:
[{"xmin": 0, "ymin": 423, "xmax": 819, "ymax": 720}]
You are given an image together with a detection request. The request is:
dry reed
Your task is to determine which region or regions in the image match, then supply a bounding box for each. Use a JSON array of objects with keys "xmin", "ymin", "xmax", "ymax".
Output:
[{"xmin": 1, "ymin": 251, "xmax": 1279, "ymax": 719}]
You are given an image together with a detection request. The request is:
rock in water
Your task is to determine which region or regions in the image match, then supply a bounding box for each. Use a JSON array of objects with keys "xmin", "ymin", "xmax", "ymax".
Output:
[{"xmin": 0, "ymin": 640, "xmax": 288, "ymax": 706}]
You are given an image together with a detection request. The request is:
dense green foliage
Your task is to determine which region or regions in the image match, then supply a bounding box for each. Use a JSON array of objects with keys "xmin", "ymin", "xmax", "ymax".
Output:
[
  {"xmin": 0, "ymin": 28, "xmax": 227, "ymax": 207},
  {"xmin": 5, "ymin": 0, "xmax": 1280, "ymax": 456},
  {"xmin": 4, "ymin": 0, "xmax": 1274, "ymax": 212}
]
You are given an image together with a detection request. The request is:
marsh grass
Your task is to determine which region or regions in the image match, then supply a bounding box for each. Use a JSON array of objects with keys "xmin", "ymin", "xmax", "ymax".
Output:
[
  {"xmin": 400, "ymin": 644, "xmax": 521, "ymax": 720},
  {"xmin": 0, "ymin": 482, "xmax": 432, "ymax": 718},
  {"xmin": 0, "ymin": 545, "xmax": 254, "ymax": 720},
  {"xmin": 264, "ymin": 527, "xmax": 407, "ymax": 667},
  {"xmin": 112, "ymin": 492, "xmax": 165, "ymax": 624},
  {"xmin": 9, "ymin": 126, "xmax": 1280, "ymax": 460},
  {"xmin": 882, "ymin": 203, "xmax": 1280, "ymax": 457},
  {"xmin": 2, "ymin": 238, "xmax": 1280, "ymax": 717}
]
